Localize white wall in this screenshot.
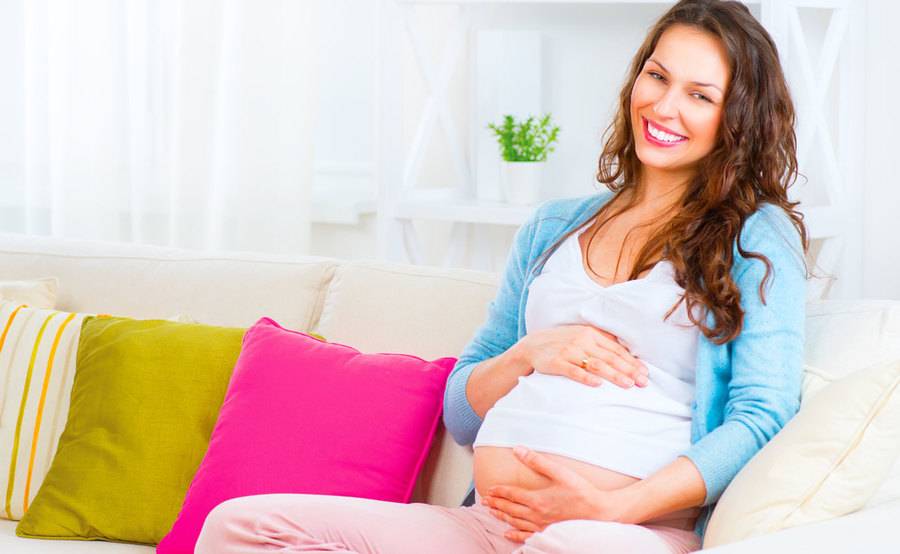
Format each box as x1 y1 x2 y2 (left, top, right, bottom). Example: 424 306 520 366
863 0 900 299
312 0 900 301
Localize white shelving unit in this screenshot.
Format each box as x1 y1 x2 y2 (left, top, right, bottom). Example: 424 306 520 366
374 0 865 300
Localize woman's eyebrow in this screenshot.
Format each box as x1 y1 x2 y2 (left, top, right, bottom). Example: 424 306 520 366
647 57 723 93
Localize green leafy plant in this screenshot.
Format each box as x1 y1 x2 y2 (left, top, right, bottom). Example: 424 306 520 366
487 113 560 162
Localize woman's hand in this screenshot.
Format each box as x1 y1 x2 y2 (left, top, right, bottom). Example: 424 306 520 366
481 446 636 543
513 324 648 389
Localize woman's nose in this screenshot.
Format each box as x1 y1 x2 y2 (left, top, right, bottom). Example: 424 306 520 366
652 90 679 118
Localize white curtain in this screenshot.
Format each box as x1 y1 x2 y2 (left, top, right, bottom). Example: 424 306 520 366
0 0 319 255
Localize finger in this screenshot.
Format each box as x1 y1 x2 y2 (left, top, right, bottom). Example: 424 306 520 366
487 484 536 507
595 348 649 380
483 495 533 521
489 508 541 532
505 530 535 544
512 446 570 482
588 354 644 388
583 346 648 387
590 331 647 372
562 361 604 386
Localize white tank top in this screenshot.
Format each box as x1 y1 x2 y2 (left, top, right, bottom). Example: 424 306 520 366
473 225 699 478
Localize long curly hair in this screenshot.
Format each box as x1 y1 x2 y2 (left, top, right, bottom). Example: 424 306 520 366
536 0 809 345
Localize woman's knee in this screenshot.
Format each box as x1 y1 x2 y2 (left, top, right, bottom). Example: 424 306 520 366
195 496 259 553
204 495 252 526
520 520 678 554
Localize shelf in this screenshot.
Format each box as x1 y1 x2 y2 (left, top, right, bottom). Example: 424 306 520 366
311 186 376 225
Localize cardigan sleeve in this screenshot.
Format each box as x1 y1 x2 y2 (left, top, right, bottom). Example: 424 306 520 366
442 209 541 446
681 206 807 505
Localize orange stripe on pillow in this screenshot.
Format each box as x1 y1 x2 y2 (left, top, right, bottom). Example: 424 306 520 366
22 312 77 512
0 304 27 354
1 304 28 519
4 311 57 519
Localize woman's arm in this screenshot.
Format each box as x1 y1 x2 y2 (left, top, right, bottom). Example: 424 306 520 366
679 206 807 506
615 207 806 520
611 456 706 524
443 209 541 445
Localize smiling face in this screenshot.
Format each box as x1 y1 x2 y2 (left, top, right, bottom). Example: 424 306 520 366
630 24 731 180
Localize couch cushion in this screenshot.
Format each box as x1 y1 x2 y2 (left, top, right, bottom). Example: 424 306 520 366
0 519 152 553
315 260 499 507
0 233 337 331
0 278 58 309
804 299 900 510
804 299 900 387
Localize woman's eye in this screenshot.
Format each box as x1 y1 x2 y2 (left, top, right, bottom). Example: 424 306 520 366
648 71 664 81
692 92 713 103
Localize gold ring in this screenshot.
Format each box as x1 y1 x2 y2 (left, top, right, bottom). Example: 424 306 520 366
580 358 589 370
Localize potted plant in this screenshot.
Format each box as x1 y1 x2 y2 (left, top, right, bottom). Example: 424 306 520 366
487 113 560 205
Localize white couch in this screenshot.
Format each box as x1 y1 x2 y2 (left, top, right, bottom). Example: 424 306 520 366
0 232 898 553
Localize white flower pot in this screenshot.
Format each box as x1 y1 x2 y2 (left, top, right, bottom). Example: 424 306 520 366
499 161 545 205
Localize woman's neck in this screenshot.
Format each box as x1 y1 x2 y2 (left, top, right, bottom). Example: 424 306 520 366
630 166 693 217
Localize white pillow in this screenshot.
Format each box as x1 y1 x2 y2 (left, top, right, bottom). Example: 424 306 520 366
0 301 92 520
804 299 900 509
702 358 900 549
0 278 58 310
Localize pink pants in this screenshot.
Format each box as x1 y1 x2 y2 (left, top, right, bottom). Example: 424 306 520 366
194 490 701 554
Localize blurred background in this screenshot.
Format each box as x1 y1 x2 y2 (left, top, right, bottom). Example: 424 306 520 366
0 0 896 300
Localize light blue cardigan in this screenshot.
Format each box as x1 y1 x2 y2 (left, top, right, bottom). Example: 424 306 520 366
443 190 806 541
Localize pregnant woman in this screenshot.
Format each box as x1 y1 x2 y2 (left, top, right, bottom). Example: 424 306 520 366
195 1 807 552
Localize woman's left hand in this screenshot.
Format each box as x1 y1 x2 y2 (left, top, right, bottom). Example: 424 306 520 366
481 446 633 543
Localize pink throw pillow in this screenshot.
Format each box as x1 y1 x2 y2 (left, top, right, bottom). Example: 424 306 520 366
156 317 455 554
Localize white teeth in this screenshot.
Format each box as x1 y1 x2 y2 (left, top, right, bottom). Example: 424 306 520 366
647 120 685 143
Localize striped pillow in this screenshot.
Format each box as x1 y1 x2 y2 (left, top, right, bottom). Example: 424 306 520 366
0 300 94 520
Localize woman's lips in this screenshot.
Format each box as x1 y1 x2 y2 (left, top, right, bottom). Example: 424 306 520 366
641 116 688 148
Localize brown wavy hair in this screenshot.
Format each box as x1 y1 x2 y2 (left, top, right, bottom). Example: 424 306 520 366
537 0 809 345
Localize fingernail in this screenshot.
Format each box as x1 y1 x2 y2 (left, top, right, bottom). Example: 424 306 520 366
636 375 648 386
623 378 635 387
513 446 527 457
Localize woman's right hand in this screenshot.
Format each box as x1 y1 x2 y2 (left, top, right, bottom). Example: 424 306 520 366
513 325 649 388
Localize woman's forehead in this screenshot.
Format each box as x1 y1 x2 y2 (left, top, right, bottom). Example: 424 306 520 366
650 25 730 90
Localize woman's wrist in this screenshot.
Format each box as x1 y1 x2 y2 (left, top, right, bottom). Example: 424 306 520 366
466 342 534 419
504 341 533 377
589 483 643 524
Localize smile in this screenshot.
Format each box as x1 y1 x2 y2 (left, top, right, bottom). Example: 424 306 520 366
642 116 688 147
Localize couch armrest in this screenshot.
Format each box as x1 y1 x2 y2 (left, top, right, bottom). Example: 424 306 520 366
699 500 900 553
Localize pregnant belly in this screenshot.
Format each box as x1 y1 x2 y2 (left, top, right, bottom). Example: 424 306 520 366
473 446 702 530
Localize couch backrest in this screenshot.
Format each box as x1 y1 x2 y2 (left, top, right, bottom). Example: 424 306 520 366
0 233 339 331
315 260 498 505
5 233 900 510
0 233 493 507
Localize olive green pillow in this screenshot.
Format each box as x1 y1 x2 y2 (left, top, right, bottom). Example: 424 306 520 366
15 316 246 545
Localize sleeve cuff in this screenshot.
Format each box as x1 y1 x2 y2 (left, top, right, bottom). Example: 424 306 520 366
681 420 760 506
443 362 484 445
